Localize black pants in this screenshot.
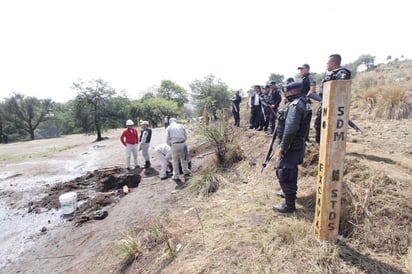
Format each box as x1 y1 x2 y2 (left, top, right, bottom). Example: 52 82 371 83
232 110 240 127
276 148 305 196
250 106 261 129
314 105 322 143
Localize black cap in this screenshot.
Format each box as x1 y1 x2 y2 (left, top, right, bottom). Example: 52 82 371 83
284 82 302 92
270 80 276 85
286 77 295 84
297 64 310 70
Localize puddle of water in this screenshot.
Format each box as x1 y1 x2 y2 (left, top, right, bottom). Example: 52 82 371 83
0 208 6 219
0 208 63 269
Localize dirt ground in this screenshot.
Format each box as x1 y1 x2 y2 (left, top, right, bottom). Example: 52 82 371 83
0 127 211 273
1 116 411 273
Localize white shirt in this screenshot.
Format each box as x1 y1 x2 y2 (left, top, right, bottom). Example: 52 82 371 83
155 143 171 155
166 122 187 146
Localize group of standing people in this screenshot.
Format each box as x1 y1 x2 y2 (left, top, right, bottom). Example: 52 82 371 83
120 117 191 184
229 54 351 214
248 81 282 134
271 54 351 213
118 54 351 211
120 119 152 170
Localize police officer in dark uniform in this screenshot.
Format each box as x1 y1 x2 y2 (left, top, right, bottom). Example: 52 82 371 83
262 84 271 132
298 63 316 141
314 54 351 143
231 90 242 127
267 80 282 134
249 85 264 130
272 82 310 213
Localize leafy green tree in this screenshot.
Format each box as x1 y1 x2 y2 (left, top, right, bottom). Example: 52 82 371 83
3 93 54 140
130 97 179 127
189 74 231 118
158 80 188 107
71 78 116 141
105 95 133 129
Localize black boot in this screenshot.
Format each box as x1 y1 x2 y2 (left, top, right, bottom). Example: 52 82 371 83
144 161 151 168
272 195 296 213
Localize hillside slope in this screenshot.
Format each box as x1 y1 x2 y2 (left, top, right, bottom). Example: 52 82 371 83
1 60 411 274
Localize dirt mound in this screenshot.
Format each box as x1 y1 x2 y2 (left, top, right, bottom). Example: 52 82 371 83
32 166 145 225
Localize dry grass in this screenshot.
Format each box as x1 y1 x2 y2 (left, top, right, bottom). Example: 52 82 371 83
114 60 412 274
352 60 412 120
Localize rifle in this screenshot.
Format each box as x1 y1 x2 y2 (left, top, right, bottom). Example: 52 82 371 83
261 128 277 173
307 93 362 133
231 101 238 113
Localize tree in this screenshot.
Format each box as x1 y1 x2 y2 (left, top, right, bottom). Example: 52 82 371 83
346 54 376 77
158 80 188 107
71 78 116 141
3 93 54 140
189 74 231 118
268 73 285 85
130 97 179 127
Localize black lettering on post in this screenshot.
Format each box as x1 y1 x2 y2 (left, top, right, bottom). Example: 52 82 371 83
336 119 344 129
332 170 340 181
329 212 336 220
322 107 328 117
328 223 335 230
333 132 345 141
331 200 338 209
331 189 338 198
337 106 344 116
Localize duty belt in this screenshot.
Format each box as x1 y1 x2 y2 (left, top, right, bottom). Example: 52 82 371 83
173 140 185 144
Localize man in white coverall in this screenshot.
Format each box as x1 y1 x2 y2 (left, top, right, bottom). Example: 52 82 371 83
165 118 191 182
155 143 172 180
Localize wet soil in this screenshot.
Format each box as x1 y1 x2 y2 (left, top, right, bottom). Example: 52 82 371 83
0 127 197 272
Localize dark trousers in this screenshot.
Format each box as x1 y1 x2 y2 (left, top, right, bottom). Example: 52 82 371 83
314 105 322 143
276 148 305 196
249 106 261 129
232 110 240 127
269 110 277 133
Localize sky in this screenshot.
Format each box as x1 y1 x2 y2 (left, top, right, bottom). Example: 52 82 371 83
0 0 410 103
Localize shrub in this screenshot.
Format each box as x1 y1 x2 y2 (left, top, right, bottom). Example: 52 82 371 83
374 86 411 119
197 110 243 167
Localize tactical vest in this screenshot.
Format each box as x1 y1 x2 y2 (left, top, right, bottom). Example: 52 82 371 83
319 67 351 95
140 128 152 143
276 97 310 151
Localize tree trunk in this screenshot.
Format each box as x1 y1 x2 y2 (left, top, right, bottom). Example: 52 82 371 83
96 129 103 141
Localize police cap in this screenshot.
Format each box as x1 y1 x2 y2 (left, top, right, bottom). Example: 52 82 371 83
284 82 302 92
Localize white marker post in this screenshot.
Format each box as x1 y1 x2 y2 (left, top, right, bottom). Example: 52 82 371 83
314 80 351 241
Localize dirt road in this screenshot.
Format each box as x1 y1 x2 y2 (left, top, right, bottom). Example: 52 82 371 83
0 127 183 273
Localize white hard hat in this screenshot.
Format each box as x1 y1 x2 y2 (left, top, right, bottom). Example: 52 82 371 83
169 118 177 124
126 119 134 126
141 121 149 126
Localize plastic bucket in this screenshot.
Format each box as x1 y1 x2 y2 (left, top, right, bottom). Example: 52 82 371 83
59 192 77 215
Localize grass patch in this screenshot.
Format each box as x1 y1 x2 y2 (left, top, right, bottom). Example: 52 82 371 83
0 144 81 162
187 166 229 197
113 234 140 257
